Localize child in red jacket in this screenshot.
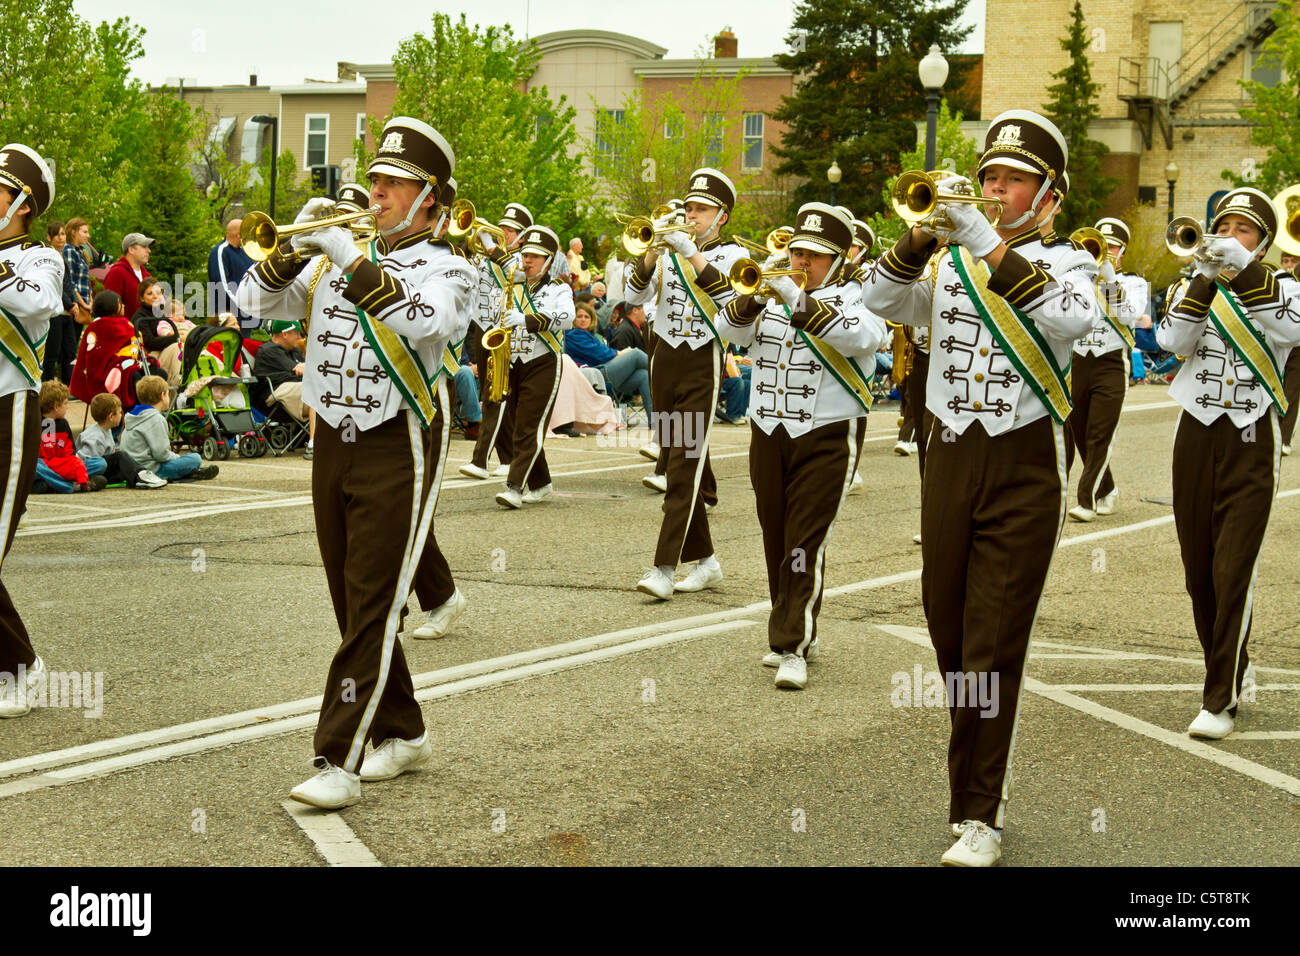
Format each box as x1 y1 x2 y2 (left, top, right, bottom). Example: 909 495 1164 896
37 381 106 492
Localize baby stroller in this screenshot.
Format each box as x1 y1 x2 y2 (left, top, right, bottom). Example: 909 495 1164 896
168 325 268 460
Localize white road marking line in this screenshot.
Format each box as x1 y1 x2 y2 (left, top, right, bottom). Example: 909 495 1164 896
1057 488 1300 548
23 500 116 514
1228 731 1300 740
16 495 315 536
281 802 382 867
1035 683 1300 693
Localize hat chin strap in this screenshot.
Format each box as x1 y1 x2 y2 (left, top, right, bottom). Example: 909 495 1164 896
696 208 723 244
1000 177 1054 231
808 254 843 291
0 192 28 234
382 182 435 236
431 207 448 238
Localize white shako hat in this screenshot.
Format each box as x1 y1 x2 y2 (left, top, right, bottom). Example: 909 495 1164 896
850 219 875 257
367 116 454 188
336 183 370 212
0 143 55 218
978 110 1067 188
499 203 533 232
1211 187 1277 248
1095 217 1131 249
789 202 853 256
683 167 736 211
517 224 560 259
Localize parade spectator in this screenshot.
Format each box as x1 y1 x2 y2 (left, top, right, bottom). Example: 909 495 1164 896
567 237 591 291
42 221 79 383
62 217 93 326
564 305 652 415
75 392 167 489
208 219 254 322
132 277 182 385
607 302 646 352
253 319 316 456
121 375 218 481
35 380 107 493
103 232 154 318
604 251 625 302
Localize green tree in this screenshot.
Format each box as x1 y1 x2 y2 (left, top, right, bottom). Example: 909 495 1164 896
241 147 312 227
772 0 974 220
1041 0 1119 232
1223 0 1300 193
355 13 599 244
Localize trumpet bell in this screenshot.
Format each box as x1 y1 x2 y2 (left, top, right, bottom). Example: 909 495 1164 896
890 169 1003 229
448 198 507 256
239 211 280 261
1272 184 1300 257
726 257 808 297
1070 227 1110 265
1166 216 1207 258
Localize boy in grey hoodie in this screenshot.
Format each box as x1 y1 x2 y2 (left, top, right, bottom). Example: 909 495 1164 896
120 375 218 481
76 392 167 489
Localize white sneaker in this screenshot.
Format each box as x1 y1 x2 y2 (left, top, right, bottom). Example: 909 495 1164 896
135 470 167 489
491 463 510 477
496 486 524 509
762 639 819 667
674 557 723 592
906 442 918 454
774 653 808 689
0 655 44 718
1096 489 1118 515
912 532 922 545
522 483 553 503
642 473 667 493
459 463 490 480
413 588 467 639
1283 444 1292 457
359 733 433 782
289 761 361 809
1068 505 1096 523
848 471 864 495
893 440 910 456
942 821 1002 866
1188 708 1234 739
639 441 660 461
636 567 674 600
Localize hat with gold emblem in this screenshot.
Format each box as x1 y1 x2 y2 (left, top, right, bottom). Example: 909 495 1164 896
335 183 371 213
499 203 533 233
0 143 55 225
517 225 560 259
1095 217 1131 251
789 202 853 256
1211 187 1277 248
367 116 453 189
683 167 737 212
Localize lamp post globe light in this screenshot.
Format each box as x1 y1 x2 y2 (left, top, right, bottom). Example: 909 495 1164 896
1164 160 1180 224
918 44 949 173
827 159 842 206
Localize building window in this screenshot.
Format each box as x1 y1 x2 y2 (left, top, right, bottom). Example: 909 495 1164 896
1248 41 1282 89
664 114 683 141
594 109 624 177
306 115 329 168
356 113 367 146
742 113 764 170
703 112 723 167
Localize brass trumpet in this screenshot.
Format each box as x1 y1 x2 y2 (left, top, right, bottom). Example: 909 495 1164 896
1272 184 1300 257
448 199 508 257
727 257 808 298
1070 226 1113 266
615 204 678 226
240 205 381 262
735 227 795 259
621 215 695 257
891 169 1004 231
1165 216 1234 262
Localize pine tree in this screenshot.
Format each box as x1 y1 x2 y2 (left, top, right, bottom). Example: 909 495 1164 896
1222 0 1300 194
1041 0 1119 232
771 0 974 220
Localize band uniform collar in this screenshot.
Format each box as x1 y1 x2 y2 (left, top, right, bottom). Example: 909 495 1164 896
697 234 722 253
1004 227 1042 250
377 226 433 256
0 235 31 252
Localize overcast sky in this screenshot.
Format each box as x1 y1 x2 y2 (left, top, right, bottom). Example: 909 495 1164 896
73 0 985 87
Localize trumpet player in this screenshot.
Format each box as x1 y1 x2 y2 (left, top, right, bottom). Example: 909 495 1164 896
1155 187 1300 741
492 224 574 510
237 117 477 809
862 110 1100 866
717 204 886 690
625 169 745 600
1065 218 1143 522
1271 205 1300 455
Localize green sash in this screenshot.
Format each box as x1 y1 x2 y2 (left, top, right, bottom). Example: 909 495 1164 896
950 247 1072 425
669 254 724 351
0 306 45 388
516 281 562 355
348 242 436 428
781 304 874 415
1096 280 1136 349
1209 282 1288 415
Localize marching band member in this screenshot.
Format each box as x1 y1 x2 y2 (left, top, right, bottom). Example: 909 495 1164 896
1065 218 1143 521
0 143 60 718
862 111 1099 866
1273 242 1300 456
461 202 533 480
847 220 875 267
1156 187 1300 740
639 197 680 489
237 117 476 807
717 204 885 689
492 224 574 509
626 169 744 599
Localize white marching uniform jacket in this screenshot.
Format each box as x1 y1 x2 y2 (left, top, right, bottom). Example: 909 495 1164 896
863 229 1100 436
476 249 523 328
508 275 575 365
1156 261 1300 428
0 237 63 400
236 228 475 431
717 271 888 438
1074 272 1145 357
624 236 745 350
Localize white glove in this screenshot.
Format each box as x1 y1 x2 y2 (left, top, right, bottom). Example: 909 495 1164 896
1214 236 1254 274
294 197 336 225
944 202 1002 258
501 310 527 330
768 275 803 310
476 229 497 253
1193 255 1224 282
293 226 358 267
660 224 698 258
1099 260 1116 284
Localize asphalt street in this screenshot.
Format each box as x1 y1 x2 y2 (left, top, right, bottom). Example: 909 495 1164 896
1 383 1297 867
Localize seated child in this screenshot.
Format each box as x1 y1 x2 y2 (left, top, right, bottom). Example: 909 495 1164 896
34 380 107 493
120 375 219 482
75 392 168 489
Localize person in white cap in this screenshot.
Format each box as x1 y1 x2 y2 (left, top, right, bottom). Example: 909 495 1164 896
862 109 1101 866
717 203 886 690
0 142 61 718
237 116 477 809
1156 186 1300 742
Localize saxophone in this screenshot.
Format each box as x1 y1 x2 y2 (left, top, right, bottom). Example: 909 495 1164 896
482 266 517 403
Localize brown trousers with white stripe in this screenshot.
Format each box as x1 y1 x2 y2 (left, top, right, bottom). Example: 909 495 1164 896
1066 349 1127 509
645 330 717 503
312 409 439 771
0 390 40 673
750 418 864 654
921 416 1067 827
908 350 932 480
469 321 514 471
1279 348 1300 447
412 381 456 611
1172 410 1279 715
505 352 560 491
650 340 718 567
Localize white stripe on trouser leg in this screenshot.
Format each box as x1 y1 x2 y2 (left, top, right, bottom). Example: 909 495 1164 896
0 392 27 574
673 346 719 567
518 353 561 489
995 421 1068 828
1227 410 1281 710
796 417 862 657
1088 351 1125 506
344 411 428 771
